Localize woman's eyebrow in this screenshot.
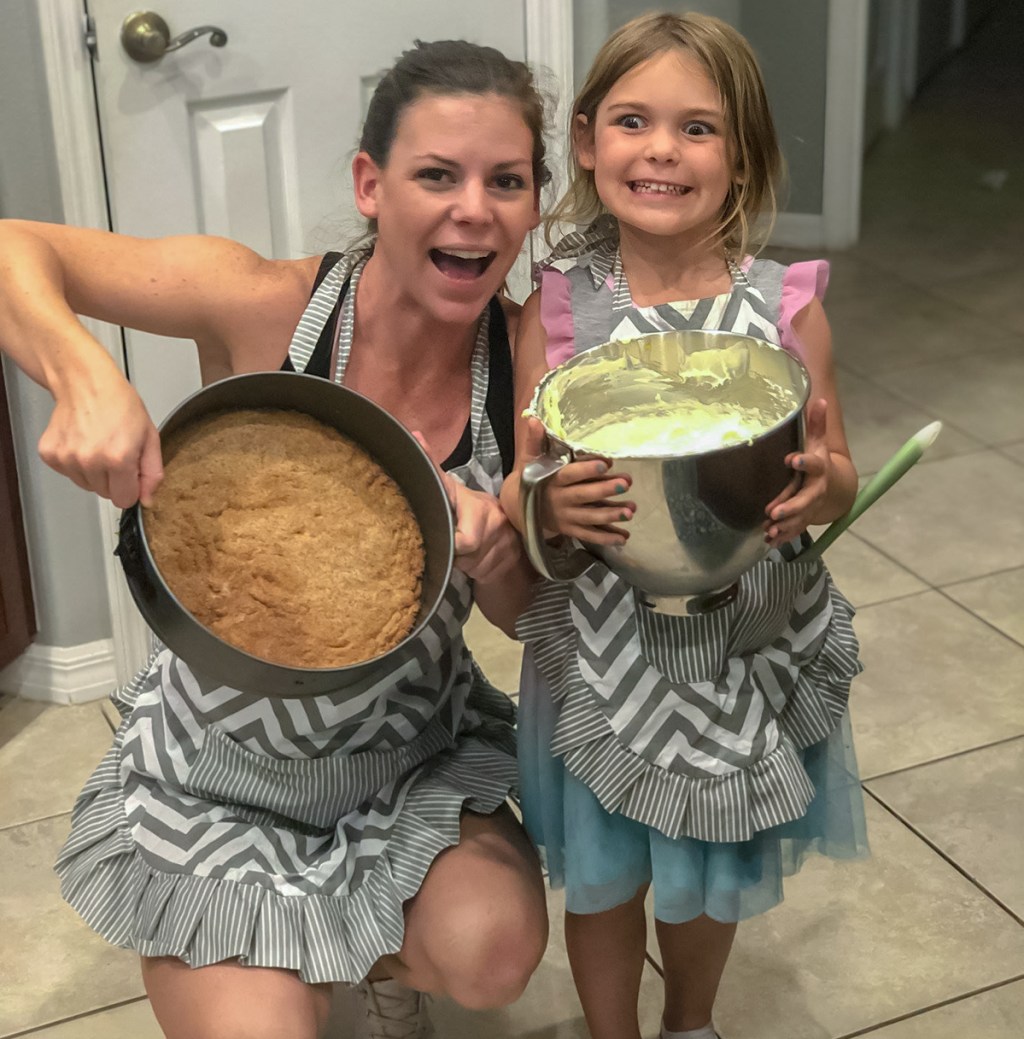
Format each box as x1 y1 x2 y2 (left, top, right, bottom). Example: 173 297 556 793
412 154 530 171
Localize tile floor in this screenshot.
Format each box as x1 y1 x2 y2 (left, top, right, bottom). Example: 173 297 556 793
2 6 1022 1037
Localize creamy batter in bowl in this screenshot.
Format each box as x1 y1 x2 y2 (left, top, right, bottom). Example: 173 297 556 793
521 329 810 613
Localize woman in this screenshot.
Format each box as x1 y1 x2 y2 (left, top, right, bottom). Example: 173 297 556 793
0 40 548 1039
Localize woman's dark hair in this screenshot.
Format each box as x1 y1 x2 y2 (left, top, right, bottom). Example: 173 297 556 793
360 39 551 190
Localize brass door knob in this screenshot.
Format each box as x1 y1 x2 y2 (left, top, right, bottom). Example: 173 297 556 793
120 11 227 63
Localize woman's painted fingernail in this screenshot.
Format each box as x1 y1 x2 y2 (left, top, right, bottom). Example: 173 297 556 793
614 483 627 495
774 508 785 520
619 511 632 522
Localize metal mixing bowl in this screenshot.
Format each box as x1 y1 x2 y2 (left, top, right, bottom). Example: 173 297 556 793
521 329 810 614
115 372 454 696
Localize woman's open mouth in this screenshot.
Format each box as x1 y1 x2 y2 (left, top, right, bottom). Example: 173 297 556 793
429 248 497 282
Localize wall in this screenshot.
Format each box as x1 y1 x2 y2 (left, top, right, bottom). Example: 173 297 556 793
0 0 113 650
740 0 828 215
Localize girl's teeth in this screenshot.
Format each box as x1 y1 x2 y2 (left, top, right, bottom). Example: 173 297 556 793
632 182 685 194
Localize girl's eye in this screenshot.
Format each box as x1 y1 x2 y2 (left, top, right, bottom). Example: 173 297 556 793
417 167 455 184
617 114 646 130
684 121 715 137
494 173 527 191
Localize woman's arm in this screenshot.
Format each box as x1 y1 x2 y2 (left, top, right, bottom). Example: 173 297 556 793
0 219 313 505
764 297 858 545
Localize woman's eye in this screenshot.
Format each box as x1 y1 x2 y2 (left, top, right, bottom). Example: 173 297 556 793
494 173 527 191
617 114 646 130
417 167 454 184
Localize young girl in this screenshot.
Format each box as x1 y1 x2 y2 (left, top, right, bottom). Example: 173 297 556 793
503 13 868 1039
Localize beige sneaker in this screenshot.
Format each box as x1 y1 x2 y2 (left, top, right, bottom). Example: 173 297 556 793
356 977 433 1039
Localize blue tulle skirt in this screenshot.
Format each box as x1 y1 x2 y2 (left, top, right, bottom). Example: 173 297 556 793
518 653 869 924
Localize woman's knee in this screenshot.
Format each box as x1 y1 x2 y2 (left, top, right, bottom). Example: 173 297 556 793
433 888 548 1009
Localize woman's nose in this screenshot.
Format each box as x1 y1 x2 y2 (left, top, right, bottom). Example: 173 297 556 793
451 181 494 224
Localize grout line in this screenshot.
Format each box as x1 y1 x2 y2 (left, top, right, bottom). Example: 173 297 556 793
934 586 1024 650
860 733 1024 783
862 787 1024 927
0 810 71 836
2 996 150 1039
832 973 1024 1038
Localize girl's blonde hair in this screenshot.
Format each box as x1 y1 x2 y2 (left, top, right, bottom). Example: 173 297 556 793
548 11 783 259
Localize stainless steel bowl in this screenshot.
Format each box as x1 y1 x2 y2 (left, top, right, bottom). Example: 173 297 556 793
521 329 810 614
115 372 454 696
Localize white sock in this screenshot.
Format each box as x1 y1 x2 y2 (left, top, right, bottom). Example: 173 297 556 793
660 1024 718 1039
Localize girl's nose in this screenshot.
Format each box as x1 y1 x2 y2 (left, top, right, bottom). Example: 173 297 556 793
644 127 679 163
451 181 494 224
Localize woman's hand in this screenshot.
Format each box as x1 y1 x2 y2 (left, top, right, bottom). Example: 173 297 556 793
39 371 163 508
522 417 634 546
443 471 525 583
764 397 832 547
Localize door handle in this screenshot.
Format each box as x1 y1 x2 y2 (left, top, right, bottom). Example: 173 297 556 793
120 11 228 63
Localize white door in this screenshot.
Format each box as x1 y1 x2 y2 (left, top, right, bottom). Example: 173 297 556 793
87 0 529 425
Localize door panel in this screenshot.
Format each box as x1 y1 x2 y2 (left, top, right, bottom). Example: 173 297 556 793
87 1 527 424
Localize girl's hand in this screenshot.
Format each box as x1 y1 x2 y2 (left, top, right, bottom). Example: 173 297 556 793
764 397 832 547
522 417 634 546
38 373 164 508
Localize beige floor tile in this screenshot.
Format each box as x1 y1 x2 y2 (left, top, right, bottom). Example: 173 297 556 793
836 367 980 476
943 567 1024 647
0 815 145 1036
854 979 1024 1038
936 268 1024 337
327 885 666 1038
812 533 928 609
0 700 114 830
826 285 1020 378
850 450 1024 586
712 798 1024 1039
881 350 1024 448
464 606 524 696
850 591 1024 779
998 439 1024 466
866 739 1024 917
18 998 162 1038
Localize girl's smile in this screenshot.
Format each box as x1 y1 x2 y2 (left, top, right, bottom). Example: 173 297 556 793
577 49 734 247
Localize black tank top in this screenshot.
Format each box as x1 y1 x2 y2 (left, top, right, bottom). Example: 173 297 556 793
282 252 515 476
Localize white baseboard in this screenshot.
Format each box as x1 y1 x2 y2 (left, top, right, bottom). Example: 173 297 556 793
0 639 118 704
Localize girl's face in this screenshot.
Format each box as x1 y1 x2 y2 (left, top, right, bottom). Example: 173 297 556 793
577 49 735 248
354 93 540 326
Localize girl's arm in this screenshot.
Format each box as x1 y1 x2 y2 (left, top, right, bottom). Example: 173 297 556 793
0 220 312 506
499 289 634 545
764 296 858 546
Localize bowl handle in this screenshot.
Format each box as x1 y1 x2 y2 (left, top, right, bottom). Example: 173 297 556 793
520 455 595 582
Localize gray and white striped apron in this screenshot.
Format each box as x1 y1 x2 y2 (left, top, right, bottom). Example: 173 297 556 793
55 246 517 984
519 229 861 843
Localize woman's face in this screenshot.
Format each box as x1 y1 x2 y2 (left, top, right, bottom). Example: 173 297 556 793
355 92 540 327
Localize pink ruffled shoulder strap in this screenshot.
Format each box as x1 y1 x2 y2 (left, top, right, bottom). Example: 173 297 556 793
777 259 829 362
538 267 576 368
